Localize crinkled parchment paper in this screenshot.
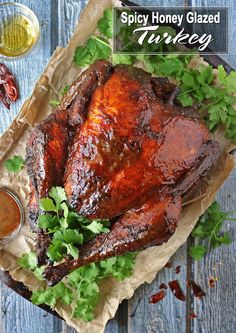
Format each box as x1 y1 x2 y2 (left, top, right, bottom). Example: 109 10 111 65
0 0 235 332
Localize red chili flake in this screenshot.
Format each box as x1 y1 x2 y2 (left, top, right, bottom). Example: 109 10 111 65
186 279 191 288
164 261 172 268
149 290 166 304
175 266 181 274
209 278 216 288
189 312 197 319
168 280 186 301
190 281 206 299
159 283 168 290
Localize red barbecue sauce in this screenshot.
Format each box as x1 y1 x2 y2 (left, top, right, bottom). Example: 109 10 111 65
0 190 21 239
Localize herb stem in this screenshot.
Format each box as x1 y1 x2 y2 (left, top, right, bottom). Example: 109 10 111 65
91 35 112 49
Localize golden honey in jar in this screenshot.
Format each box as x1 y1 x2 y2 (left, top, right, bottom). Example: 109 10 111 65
0 188 23 244
0 15 38 57
0 3 40 59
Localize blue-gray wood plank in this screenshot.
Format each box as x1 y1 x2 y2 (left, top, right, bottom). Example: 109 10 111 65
0 0 235 333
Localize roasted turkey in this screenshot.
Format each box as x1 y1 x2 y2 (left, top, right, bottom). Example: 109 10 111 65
26 60 220 285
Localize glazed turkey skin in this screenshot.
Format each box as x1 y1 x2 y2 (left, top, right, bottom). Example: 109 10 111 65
26 60 220 285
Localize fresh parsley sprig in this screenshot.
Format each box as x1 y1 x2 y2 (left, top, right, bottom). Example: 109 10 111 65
49 85 70 107
189 201 236 260
38 186 110 262
97 8 113 38
74 36 112 67
17 251 44 281
18 251 137 322
4 155 25 173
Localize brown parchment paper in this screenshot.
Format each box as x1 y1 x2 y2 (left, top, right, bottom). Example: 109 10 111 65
0 1 235 332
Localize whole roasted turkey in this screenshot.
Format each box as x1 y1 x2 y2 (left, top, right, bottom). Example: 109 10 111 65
26 60 219 285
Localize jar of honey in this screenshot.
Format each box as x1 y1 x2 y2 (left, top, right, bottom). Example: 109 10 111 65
0 3 40 60
0 188 24 245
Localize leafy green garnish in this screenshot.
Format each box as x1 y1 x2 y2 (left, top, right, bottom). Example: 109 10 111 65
74 36 111 67
178 64 236 142
4 155 25 173
18 251 137 322
97 8 113 38
84 220 110 234
60 85 69 96
112 54 134 65
189 245 207 261
38 187 110 262
31 282 73 308
49 99 60 107
17 183 136 322
17 251 38 270
49 85 70 107
145 55 236 142
17 252 44 280
189 201 236 260
47 229 83 261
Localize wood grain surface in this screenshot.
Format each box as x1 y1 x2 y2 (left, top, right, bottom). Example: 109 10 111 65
0 1 235 333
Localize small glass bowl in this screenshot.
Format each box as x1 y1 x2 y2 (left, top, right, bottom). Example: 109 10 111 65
0 2 40 60
0 188 24 245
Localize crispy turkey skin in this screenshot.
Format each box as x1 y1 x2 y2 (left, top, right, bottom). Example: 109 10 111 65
26 60 220 285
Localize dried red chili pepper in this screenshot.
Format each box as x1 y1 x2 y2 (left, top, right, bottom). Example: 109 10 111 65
0 63 18 109
0 85 10 109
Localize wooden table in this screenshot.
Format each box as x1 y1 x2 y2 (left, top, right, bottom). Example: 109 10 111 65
0 1 235 332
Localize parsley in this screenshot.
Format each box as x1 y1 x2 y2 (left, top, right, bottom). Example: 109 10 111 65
178 64 236 143
189 201 236 260
47 229 83 261
17 251 38 270
99 252 137 280
38 186 110 263
148 56 236 142
49 85 70 107
18 251 137 322
31 282 73 308
60 85 69 96
4 155 25 173
84 220 110 234
49 99 60 107
17 252 44 280
97 8 113 38
74 36 111 67
17 185 137 322
189 245 207 260
112 54 134 65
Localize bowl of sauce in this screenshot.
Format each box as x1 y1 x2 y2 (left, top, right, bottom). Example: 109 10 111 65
0 3 40 60
0 188 24 245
